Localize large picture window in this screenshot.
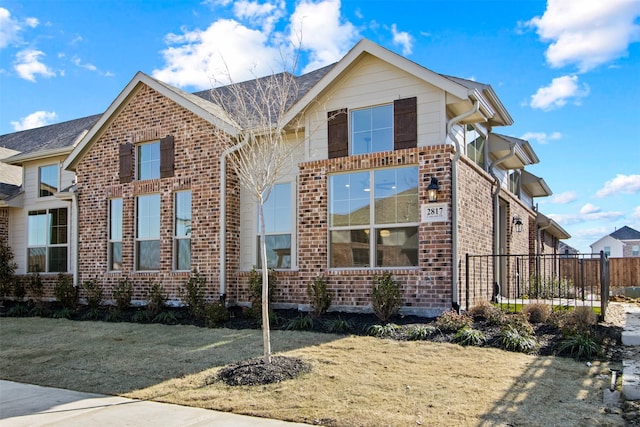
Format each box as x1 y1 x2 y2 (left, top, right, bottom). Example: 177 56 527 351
39 164 58 197
257 182 292 269
136 194 160 270
174 191 191 271
27 208 68 272
329 166 419 268
137 142 160 180
351 104 393 155
109 198 123 271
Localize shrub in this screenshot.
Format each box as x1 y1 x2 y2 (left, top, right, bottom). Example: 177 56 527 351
82 277 103 309
562 306 597 335
146 282 166 317
153 310 178 324
499 325 538 353
522 303 552 324
367 323 400 337
434 310 473 333
307 276 332 317
27 273 44 305
246 268 276 319
12 276 26 302
454 327 486 346
324 317 354 334
132 310 152 323
54 274 76 310
106 308 123 322
285 315 314 331
113 277 133 311
203 301 230 327
0 240 17 300
371 272 402 323
504 312 534 336
469 301 505 325
182 270 207 318
407 325 439 340
53 307 73 319
82 307 102 321
7 303 29 317
557 333 600 359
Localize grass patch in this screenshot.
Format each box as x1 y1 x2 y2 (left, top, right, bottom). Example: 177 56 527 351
0 317 622 427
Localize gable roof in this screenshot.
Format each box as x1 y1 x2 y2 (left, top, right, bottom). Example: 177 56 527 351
64 72 243 171
610 226 640 241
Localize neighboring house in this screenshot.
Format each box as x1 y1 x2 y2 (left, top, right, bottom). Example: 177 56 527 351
0 39 568 315
559 241 580 257
590 226 640 258
0 147 22 245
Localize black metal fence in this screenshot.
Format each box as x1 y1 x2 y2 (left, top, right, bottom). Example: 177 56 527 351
464 252 610 319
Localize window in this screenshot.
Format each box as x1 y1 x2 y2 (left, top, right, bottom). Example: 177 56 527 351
632 245 639 257
174 191 191 271
27 208 68 272
257 183 292 269
137 142 160 180
509 170 521 197
351 105 393 155
136 194 160 270
466 125 486 170
329 166 419 268
109 198 123 271
39 165 58 197
604 246 611 257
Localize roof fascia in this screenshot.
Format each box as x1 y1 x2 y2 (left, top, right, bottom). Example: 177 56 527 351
3 147 72 165
536 212 571 239
64 72 239 171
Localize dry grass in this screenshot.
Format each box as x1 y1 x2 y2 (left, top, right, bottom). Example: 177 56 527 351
0 317 624 427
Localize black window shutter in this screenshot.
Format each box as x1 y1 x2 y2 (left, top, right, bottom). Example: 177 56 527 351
160 135 175 178
119 142 133 184
394 97 417 150
327 109 348 159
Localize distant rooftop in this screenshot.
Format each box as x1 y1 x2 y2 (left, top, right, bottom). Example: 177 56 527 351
610 226 640 241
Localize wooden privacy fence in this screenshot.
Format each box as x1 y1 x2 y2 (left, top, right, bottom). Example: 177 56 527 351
560 256 640 290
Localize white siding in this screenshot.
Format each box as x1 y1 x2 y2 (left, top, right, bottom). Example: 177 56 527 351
591 235 624 257
306 54 447 162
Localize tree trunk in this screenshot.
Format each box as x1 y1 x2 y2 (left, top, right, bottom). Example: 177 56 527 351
258 201 272 364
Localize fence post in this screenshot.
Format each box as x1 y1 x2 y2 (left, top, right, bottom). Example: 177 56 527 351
599 250 609 321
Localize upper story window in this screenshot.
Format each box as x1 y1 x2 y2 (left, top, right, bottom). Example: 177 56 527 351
109 198 123 271
137 142 160 180
257 182 292 269
509 170 521 198
466 125 486 170
27 208 68 272
632 245 639 257
329 166 419 268
174 191 192 271
39 164 58 197
328 97 417 159
351 105 393 155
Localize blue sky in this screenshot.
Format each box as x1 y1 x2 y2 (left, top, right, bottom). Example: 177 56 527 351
1 0 639 253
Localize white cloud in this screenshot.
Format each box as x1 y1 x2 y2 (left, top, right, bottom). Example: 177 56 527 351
10 110 57 131
580 203 600 214
14 49 56 82
391 24 413 55
0 7 39 49
72 56 97 72
550 191 577 204
520 131 562 145
529 75 589 110
549 209 625 226
24 17 39 28
153 0 359 89
596 174 640 197
526 0 640 72
632 206 640 219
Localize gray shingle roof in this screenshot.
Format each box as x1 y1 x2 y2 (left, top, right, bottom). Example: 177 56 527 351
610 226 640 241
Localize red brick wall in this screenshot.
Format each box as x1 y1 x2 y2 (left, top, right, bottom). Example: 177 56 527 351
74 83 240 304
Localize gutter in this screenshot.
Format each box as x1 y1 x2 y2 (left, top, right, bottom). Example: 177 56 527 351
71 188 79 287
488 142 517 295
446 100 479 312
219 135 250 301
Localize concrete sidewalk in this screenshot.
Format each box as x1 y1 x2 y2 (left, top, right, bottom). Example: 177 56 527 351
0 381 314 427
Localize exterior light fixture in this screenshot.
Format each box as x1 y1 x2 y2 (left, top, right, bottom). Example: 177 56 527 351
427 177 439 203
513 216 523 233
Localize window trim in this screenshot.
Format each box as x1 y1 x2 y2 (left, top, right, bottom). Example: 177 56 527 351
135 193 161 271
27 208 69 273
350 103 394 155
38 164 59 198
108 198 123 271
328 166 419 269
174 190 192 271
136 141 161 181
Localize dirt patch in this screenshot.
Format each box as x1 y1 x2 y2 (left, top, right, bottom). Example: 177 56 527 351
216 356 311 386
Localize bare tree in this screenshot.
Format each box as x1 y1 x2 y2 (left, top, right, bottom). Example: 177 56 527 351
209 57 305 364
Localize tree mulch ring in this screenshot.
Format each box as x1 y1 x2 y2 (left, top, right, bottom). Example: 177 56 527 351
216 356 311 386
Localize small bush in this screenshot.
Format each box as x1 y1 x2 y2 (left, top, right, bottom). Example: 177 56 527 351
324 317 354 334
504 312 534 336
562 306 597 335
434 310 473 333
307 276 332 317
153 310 178 324
183 270 207 318
132 310 152 323
371 272 402 323
106 308 123 322
146 282 166 317
82 277 103 309
113 277 133 311
12 276 26 302
29 305 50 317
82 307 102 321
203 301 230 327
54 274 76 310
469 301 505 325
557 333 600 359
7 303 29 317
285 315 314 331
407 325 439 340
53 307 73 319
499 325 538 353
367 323 400 337
454 327 486 346
522 303 552 324
27 273 44 305
0 240 17 300
246 268 276 319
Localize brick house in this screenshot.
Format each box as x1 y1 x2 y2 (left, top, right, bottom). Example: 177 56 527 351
1 39 568 316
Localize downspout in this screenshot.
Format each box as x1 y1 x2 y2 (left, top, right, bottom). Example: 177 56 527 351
219 136 250 301
447 100 479 312
488 142 517 298
536 220 552 287
71 188 79 287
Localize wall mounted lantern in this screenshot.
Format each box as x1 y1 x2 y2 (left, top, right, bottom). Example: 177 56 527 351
513 216 523 233
427 177 440 203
